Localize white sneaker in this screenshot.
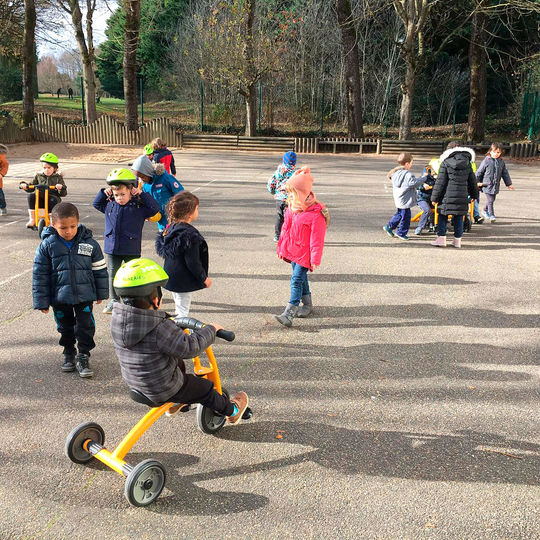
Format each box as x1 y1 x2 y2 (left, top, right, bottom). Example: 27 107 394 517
490 215 496 222
482 211 491 221
0 208 6 216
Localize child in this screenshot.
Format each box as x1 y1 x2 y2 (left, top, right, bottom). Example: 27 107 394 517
144 144 154 161
111 258 248 422
267 151 297 242
131 155 184 231
32 202 108 377
383 153 426 240
20 153 67 228
93 168 162 314
275 166 328 327
414 164 436 235
431 142 478 248
476 142 514 222
0 144 8 215
151 138 176 176
155 192 211 321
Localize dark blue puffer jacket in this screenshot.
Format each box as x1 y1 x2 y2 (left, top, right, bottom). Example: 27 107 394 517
93 189 161 255
33 225 109 309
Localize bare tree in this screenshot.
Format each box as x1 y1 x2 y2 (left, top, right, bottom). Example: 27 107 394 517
22 0 37 126
123 0 140 130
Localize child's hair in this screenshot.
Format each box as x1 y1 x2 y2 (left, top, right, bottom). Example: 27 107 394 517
122 287 160 309
487 142 504 155
43 162 59 171
446 141 460 150
397 152 413 165
165 191 199 225
151 137 166 150
51 202 79 222
111 182 132 190
0 144 7 154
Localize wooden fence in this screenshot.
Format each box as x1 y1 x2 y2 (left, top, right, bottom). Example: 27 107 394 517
0 116 33 144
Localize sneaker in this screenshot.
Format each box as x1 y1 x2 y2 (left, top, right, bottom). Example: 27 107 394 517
165 403 190 417
102 300 116 314
414 227 422 235
61 353 76 372
490 215 496 222
482 211 491 220
396 234 409 240
0 208 7 216
474 216 484 224
273 235 279 242
226 391 249 425
383 225 395 237
76 354 93 378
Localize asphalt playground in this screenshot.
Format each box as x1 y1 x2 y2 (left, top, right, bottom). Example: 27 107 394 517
0 150 538 539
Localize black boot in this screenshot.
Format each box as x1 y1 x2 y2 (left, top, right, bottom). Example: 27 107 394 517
76 353 93 378
275 303 299 327
296 294 313 318
61 352 76 372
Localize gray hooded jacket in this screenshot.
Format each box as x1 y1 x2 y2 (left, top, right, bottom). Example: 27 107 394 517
388 167 425 209
110 303 216 404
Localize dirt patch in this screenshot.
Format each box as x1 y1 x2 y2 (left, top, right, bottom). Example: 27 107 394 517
5 142 143 163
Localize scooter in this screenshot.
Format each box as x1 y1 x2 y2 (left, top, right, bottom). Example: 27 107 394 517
65 317 252 507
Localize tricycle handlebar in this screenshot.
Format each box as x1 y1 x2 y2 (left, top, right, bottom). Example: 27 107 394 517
175 316 235 342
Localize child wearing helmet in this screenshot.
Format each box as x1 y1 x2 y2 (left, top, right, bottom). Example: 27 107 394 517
143 144 154 160
110 258 249 424
20 153 67 228
150 138 176 176
93 168 162 314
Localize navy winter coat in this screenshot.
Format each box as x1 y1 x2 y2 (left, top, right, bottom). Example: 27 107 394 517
33 225 109 309
155 222 208 293
476 156 512 195
93 189 161 256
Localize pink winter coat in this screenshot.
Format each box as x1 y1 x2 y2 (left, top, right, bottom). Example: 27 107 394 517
277 203 327 271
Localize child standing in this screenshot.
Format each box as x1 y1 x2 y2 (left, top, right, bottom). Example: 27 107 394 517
275 166 328 327
111 258 248 422
151 138 176 176
131 155 183 231
0 144 9 215
383 153 426 240
155 192 211 321
476 142 514 222
33 202 109 377
20 153 67 228
267 151 297 241
414 164 436 235
93 168 162 314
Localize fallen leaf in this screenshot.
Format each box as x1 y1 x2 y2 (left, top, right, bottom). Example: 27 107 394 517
468 385 476 390
275 434 283 439
425 523 436 528
327 413 336 417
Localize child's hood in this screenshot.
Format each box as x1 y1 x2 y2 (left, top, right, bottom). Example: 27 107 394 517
41 224 93 243
389 168 414 188
439 147 476 171
153 163 166 176
111 303 168 348
155 222 202 259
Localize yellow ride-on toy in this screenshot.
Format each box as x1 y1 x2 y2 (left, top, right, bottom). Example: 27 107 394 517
65 317 252 507
19 183 56 237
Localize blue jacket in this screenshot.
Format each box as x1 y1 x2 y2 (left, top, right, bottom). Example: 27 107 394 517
417 172 436 202
476 156 512 195
33 225 109 309
93 189 161 256
141 165 184 230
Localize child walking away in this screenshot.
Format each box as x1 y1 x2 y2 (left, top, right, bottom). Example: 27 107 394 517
93 168 162 314
155 192 210 321
111 258 248 423
20 153 67 228
0 144 8 215
383 153 426 240
32 202 108 377
431 142 479 248
267 151 297 241
414 164 436 235
151 138 176 176
131 155 184 231
275 166 329 327
476 142 514 222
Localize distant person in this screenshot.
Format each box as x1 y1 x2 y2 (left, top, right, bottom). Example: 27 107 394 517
68 87 74 100
151 138 176 176
96 96 101 104
476 142 514 222
57 88 61 99
414 163 436 235
431 142 478 248
0 144 9 216
267 151 297 242
32 202 109 377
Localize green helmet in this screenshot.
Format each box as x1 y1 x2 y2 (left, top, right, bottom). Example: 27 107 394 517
40 152 59 164
106 168 138 186
113 258 168 297
144 144 154 156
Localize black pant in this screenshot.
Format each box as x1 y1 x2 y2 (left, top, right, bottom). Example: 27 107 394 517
168 374 234 416
275 200 287 237
52 302 95 356
107 254 138 301
27 192 59 211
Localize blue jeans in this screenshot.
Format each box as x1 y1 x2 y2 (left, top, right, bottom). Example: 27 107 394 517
289 262 310 306
417 200 433 229
473 200 480 218
387 208 411 237
436 214 464 238
0 188 6 209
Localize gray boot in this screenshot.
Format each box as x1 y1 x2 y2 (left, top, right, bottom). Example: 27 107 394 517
275 303 299 327
296 294 313 318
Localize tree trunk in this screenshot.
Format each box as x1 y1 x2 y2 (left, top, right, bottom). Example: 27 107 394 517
123 0 141 130
467 9 487 143
244 84 257 137
242 0 257 136
22 0 36 127
399 59 415 140
335 0 364 137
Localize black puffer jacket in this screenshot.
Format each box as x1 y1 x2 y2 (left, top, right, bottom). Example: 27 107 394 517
155 222 209 293
431 147 479 216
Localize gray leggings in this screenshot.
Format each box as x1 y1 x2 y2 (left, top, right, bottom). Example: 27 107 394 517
483 193 496 216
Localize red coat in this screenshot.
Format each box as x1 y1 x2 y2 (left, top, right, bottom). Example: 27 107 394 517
277 203 327 271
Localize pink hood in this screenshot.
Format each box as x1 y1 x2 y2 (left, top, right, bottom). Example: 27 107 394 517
277 203 327 270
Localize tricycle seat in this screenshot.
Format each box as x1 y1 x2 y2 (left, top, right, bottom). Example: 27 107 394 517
129 389 160 407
